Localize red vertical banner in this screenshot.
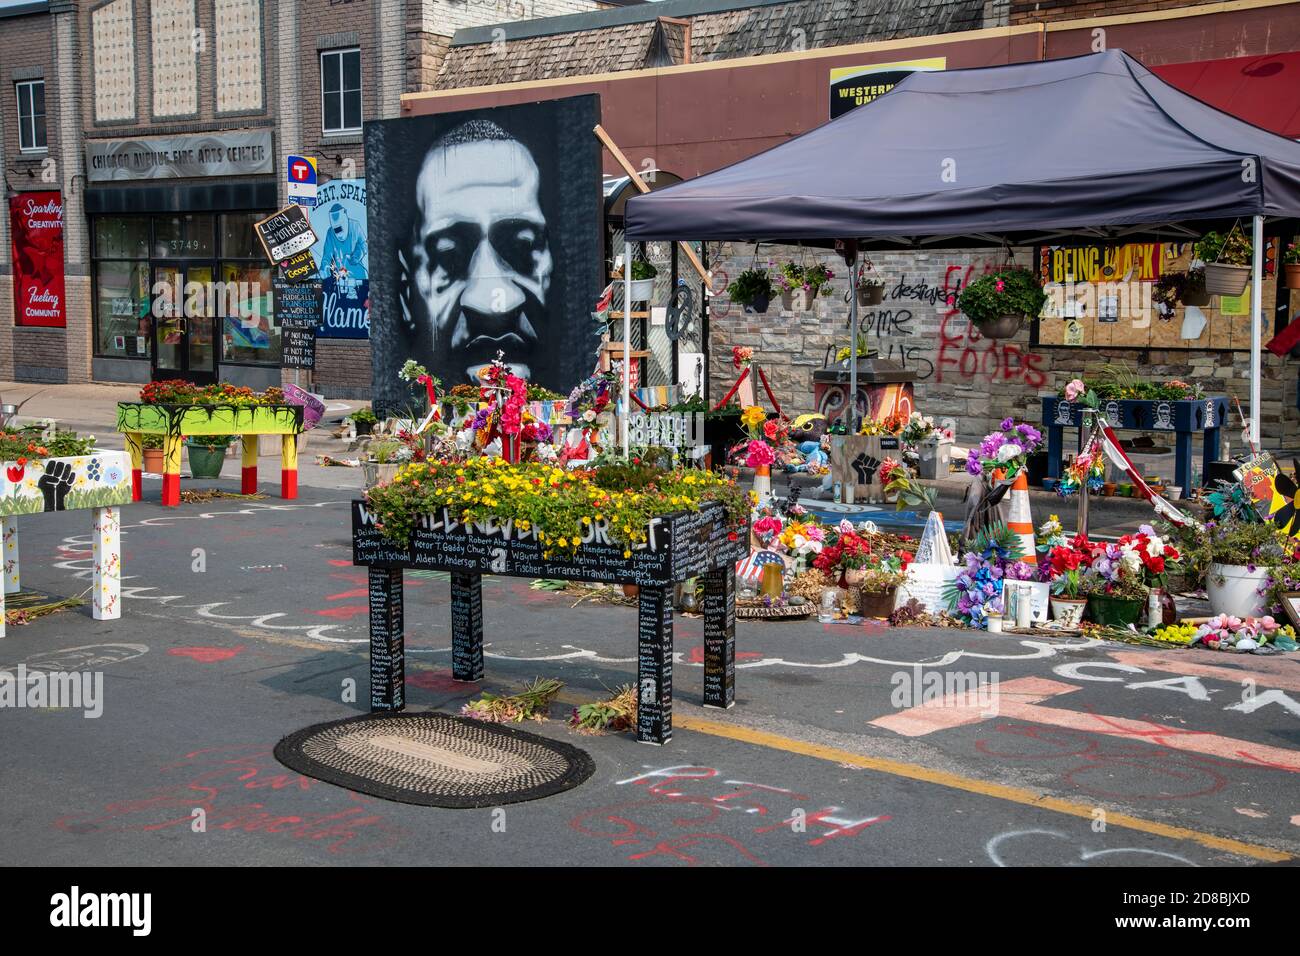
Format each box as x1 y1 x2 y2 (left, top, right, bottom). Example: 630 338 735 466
8 190 65 328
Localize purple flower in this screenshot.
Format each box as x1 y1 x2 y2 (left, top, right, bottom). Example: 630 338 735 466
1000 417 1015 431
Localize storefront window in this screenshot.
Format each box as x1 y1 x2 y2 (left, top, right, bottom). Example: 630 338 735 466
94 217 149 259
92 213 281 368
153 214 215 258
221 213 263 258
94 260 150 357
220 263 278 364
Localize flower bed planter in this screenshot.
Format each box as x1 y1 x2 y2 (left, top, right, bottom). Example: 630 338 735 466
117 402 305 506
352 499 748 745
1042 395 1227 493
0 450 131 636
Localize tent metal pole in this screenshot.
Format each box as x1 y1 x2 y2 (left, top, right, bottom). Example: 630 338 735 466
623 239 632 460
1250 215 1263 447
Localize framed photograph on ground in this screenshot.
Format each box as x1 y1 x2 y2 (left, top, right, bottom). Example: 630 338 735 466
1281 592 1300 629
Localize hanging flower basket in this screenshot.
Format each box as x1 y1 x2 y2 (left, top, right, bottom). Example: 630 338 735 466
629 278 655 301
1203 263 1250 297
856 285 885 307
781 288 811 311
747 293 770 314
976 314 1024 339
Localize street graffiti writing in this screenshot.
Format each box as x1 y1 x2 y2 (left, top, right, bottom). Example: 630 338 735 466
935 264 1047 388
53 745 408 856
986 828 1196 867
569 765 890 865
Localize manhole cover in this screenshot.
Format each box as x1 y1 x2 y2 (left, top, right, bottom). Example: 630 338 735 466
274 712 595 808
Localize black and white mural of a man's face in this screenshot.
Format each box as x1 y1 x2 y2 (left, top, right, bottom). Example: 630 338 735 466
407 123 553 383
367 95 601 412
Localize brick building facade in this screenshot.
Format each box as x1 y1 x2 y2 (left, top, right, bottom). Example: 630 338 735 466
0 0 606 397
408 0 1300 444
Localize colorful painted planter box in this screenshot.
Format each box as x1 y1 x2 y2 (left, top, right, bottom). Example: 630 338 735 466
352 499 748 745
116 402 305 506
0 449 131 636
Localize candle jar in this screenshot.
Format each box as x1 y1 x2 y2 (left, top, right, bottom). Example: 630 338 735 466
819 587 840 623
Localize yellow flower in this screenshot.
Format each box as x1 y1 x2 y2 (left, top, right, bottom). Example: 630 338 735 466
624 550 632 558
741 406 766 428
558 537 568 547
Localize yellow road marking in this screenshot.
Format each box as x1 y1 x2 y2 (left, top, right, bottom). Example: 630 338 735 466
674 714 1293 864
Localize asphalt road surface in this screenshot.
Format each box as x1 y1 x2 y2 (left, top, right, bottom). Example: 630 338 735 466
3 480 1298 867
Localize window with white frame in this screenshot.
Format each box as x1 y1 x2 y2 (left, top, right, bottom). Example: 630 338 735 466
320 48 361 135
16 80 47 152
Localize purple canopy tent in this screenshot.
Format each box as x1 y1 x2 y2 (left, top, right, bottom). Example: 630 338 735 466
623 50 1300 443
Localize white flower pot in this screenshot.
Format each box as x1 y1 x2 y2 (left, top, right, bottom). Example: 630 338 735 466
629 278 656 301
1206 562 1270 618
1051 597 1087 627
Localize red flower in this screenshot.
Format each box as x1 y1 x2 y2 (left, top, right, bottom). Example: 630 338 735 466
6 465 22 483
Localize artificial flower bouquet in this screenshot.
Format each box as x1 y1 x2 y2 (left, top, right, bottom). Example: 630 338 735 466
1076 540 1150 602
899 413 939 446
1055 447 1106 498
1115 527 1181 589
732 346 754 370
1043 535 1091 599
859 412 906 437
945 524 1031 627
966 417 1042 478
813 521 912 591
731 405 788 470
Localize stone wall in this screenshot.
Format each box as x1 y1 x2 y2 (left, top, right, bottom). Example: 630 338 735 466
704 242 1299 446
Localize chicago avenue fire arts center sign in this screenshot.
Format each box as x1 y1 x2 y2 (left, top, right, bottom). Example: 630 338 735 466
85 131 274 182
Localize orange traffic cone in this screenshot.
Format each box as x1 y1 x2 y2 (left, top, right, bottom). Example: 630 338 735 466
1006 470 1037 567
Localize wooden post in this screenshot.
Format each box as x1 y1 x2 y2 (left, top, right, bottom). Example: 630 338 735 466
636 584 674 744
241 434 258 494
124 431 143 501
594 123 710 287
92 506 121 621
2 516 18 595
280 434 298 499
450 572 484 682
368 567 404 711
161 433 183 506
702 566 735 709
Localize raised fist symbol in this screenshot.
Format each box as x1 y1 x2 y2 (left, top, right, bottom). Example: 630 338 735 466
852 453 880 485
38 459 74 511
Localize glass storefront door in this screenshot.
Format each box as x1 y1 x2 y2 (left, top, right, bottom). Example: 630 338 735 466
150 263 218 384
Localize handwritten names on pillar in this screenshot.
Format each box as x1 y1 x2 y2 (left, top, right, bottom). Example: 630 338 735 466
368 567 404 711
450 572 484 682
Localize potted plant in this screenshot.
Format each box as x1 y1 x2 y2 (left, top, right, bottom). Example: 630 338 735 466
1201 515 1284 618
351 407 378 436
812 525 873 590
628 259 657 301
856 549 911 619
1283 240 1300 290
956 268 1046 340
361 438 407 488
728 267 774 315
1182 266 1211 306
775 260 834 311
1194 230 1252 297
186 434 233 479
1044 538 1089 625
1078 538 1151 626
141 433 165 474
856 262 888 307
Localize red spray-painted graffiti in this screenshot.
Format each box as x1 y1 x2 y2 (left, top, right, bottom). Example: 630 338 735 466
935 263 1047 388
570 765 890 866
53 745 409 856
